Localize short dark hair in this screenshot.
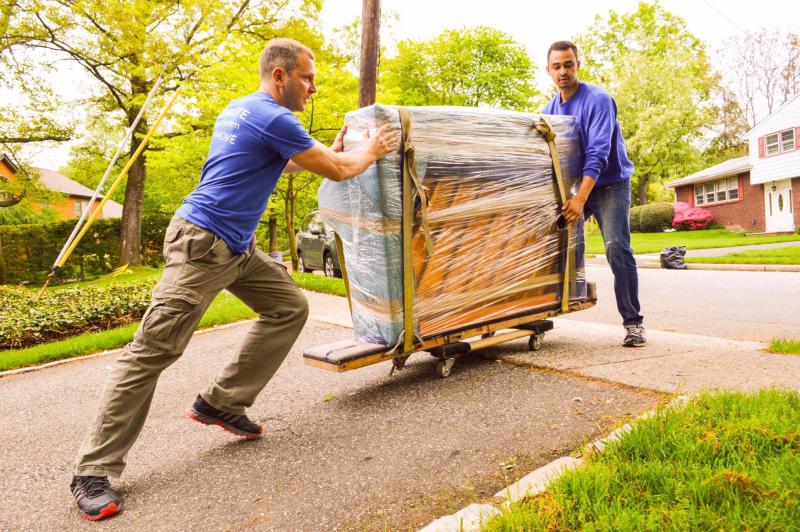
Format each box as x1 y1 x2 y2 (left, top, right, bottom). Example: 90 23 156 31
547 41 579 63
259 38 314 79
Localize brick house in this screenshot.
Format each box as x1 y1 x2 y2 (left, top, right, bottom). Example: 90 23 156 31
667 93 800 233
0 153 122 220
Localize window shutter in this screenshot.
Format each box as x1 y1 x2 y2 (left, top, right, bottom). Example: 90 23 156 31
758 136 765 158
796 127 800 150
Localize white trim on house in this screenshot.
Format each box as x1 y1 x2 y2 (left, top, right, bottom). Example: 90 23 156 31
748 93 800 185
666 156 750 189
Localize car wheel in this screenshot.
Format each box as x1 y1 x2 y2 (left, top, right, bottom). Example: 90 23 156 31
298 253 312 273
323 253 335 277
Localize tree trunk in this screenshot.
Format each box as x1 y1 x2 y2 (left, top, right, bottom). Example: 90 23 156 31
284 177 298 270
637 176 649 206
0 233 5 285
268 215 279 254
119 75 149 266
358 0 380 108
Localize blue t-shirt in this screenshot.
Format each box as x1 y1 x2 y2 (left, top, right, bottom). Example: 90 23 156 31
177 91 315 253
542 82 633 188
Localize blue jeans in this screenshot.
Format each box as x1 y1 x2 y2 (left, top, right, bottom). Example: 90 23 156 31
583 179 643 326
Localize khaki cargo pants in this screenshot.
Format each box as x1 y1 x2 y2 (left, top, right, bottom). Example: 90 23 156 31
75 216 308 478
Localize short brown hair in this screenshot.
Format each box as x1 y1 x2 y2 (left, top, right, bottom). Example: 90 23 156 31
258 38 314 79
547 40 579 63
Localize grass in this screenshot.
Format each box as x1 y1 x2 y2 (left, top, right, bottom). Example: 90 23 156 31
0 291 256 372
585 229 800 255
769 339 800 355
483 389 800 531
686 246 800 265
2 267 346 372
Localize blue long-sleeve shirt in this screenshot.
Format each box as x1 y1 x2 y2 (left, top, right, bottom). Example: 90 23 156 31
542 82 633 188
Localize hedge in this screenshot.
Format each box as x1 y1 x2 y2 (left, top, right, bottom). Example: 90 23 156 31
0 214 171 285
0 281 155 349
630 202 674 233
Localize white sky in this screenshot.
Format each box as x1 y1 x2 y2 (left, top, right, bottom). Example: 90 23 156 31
21 0 800 168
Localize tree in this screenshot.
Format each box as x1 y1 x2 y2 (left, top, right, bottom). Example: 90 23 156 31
721 29 800 126
2 0 319 266
575 2 714 204
380 26 541 111
703 85 749 164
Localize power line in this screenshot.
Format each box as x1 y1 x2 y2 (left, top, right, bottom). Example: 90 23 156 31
702 0 747 34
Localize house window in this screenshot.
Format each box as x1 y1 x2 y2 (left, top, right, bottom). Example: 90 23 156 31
764 128 795 156
74 199 89 218
694 176 739 206
781 129 795 152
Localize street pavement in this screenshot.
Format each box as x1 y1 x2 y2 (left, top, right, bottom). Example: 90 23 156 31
0 318 657 531
1 248 798 530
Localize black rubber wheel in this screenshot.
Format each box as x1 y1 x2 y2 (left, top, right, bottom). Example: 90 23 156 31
323 253 336 277
298 253 312 273
528 334 544 351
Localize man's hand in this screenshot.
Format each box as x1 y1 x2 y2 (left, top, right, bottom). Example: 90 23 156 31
562 197 586 225
331 125 347 153
364 123 401 159
562 175 596 225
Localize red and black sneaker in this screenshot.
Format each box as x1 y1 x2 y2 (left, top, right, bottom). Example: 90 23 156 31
70 475 121 521
188 394 264 438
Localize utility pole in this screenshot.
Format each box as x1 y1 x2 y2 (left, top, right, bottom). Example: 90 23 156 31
358 0 380 108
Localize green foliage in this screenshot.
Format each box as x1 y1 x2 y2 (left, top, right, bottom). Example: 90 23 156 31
485 389 800 531
575 2 713 205
0 281 155 348
636 202 674 233
0 203 59 225
769 339 800 355
0 213 171 284
380 26 542 111
0 289 259 370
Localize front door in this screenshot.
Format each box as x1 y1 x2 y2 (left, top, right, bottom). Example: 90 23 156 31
764 180 794 233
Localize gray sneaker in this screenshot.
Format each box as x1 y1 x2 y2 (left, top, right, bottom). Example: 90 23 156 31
70 475 121 521
623 325 646 347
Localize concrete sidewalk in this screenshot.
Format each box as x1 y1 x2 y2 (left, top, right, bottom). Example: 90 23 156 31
304 289 800 395
587 240 800 272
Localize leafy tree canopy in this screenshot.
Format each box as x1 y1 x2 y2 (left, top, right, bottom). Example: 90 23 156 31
380 26 542 111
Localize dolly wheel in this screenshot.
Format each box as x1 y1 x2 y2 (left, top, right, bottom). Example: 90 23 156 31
435 358 455 378
528 333 544 351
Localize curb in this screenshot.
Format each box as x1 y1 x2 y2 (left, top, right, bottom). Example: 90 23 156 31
418 395 689 532
589 257 800 272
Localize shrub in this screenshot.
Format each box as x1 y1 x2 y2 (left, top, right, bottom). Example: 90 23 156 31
639 202 674 232
629 205 644 233
673 202 713 230
0 213 171 285
0 281 155 349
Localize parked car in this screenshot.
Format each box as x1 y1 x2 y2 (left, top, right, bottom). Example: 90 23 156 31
297 210 342 278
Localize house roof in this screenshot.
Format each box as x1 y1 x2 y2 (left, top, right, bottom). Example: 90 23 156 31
35 167 99 198
746 91 800 135
0 153 19 174
35 167 124 217
666 156 751 189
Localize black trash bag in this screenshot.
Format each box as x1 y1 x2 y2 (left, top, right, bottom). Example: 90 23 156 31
660 245 687 270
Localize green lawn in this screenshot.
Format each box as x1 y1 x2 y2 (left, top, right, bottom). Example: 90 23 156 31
2 267 346 372
484 389 800 531
769 339 800 356
686 246 800 265
585 229 800 255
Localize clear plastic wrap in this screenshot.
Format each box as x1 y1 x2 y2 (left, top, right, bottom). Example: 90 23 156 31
318 105 587 347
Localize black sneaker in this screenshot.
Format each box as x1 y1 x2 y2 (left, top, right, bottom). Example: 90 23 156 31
188 394 263 438
623 324 646 347
70 475 121 521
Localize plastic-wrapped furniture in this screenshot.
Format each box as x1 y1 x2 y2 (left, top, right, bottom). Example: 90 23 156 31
306 105 596 377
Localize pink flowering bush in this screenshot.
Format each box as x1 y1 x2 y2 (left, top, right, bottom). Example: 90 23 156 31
672 202 713 231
